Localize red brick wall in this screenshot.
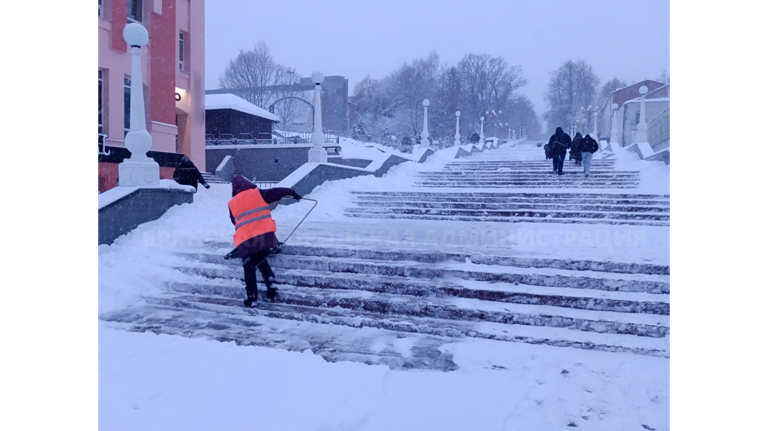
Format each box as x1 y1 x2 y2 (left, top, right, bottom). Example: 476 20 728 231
111 0 127 52
150 0 176 125
98 162 175 193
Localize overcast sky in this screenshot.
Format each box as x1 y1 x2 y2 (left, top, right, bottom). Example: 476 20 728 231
204 0 670 117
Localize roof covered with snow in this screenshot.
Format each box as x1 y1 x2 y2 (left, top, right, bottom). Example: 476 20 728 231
205 93 281 122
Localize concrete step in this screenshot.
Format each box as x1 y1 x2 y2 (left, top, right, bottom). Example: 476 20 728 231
161 278 669 339
353 195 670 206
201 172 229 184
352 201 670 213
196 243 670 276
350 191 670 200
343 207 669 222
413 181 640 188
173 261 668 310
99 296 668 373
100 301 461 370
343 212 669 227
418 172 640 178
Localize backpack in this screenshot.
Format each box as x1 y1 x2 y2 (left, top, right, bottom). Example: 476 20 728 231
585 138 599 153
553 138 568 153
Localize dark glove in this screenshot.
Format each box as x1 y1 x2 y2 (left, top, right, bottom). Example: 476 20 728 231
203 183 211 189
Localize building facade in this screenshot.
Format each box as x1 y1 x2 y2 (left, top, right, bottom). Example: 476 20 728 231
98 0 205 192
597 79 667 145
618 84 670 149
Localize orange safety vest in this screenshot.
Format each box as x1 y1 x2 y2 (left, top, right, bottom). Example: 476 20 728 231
228 188 277 247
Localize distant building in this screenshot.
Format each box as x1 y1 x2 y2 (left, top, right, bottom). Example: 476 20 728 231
98 0 205 193
205 93 281 144
597 79 668 146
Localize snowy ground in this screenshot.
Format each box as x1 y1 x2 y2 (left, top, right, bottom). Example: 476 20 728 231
97 141 671 430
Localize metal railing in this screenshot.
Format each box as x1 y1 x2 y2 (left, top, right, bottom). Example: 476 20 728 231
98 133 111 156
205 132 340 146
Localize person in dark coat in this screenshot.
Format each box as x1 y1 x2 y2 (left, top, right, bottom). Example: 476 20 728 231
173 155 210 191
547 127 571 175
229 174 301 307
570 132 584 166
581 134 600 177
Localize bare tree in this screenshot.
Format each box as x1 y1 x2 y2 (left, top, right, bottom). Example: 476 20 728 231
598 76 628 107
218 41 283 108
656 69 670 84
544 60 600 131
505 95 542 139
433 66 464 140
271 68 312 133
457 53 527 127
382 51 441 136
346 51 532 147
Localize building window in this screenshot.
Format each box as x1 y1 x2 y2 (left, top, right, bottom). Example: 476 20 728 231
124 77 131 137
127 0 142 23
179 32 185 70
635 111 641 125
98 69 104 135
99 0 112 21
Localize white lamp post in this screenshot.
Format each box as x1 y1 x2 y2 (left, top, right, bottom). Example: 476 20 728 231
592 111 598 137
420 99 430 148
454 111 461 146
118 23 159 187
308 71 327 163
479 116 485 146
610 103 619 146
636 85 649 143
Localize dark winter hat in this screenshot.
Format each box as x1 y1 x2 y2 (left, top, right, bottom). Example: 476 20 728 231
584 134 591 139
231 174 257 197
555 127 564 135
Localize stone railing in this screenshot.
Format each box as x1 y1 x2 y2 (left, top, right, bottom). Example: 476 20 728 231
648 107 670 152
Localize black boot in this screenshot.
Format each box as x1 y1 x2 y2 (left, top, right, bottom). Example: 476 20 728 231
265 277 278 302
243 289 257 307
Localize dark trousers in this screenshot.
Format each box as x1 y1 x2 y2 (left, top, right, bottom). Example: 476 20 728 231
554 153 565 174
242 249 275 298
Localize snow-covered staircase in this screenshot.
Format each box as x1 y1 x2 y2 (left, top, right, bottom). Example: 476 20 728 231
100 142 670 371
201 172 229 184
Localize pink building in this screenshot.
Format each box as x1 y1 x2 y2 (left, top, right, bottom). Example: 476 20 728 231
98 0 205 192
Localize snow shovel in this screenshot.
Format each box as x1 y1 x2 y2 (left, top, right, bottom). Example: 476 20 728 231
223 197 318 261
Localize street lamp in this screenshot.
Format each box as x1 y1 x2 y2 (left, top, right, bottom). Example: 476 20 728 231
636 86 649 143
308 71 327 163
119 22 159 187
610 103 619 145
420 99 430 148
454 111 461 146
479 116 485 146
582 105 598 137
592 111 598 137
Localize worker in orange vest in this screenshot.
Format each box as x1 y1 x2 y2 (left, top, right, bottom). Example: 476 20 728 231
228 174 301 307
